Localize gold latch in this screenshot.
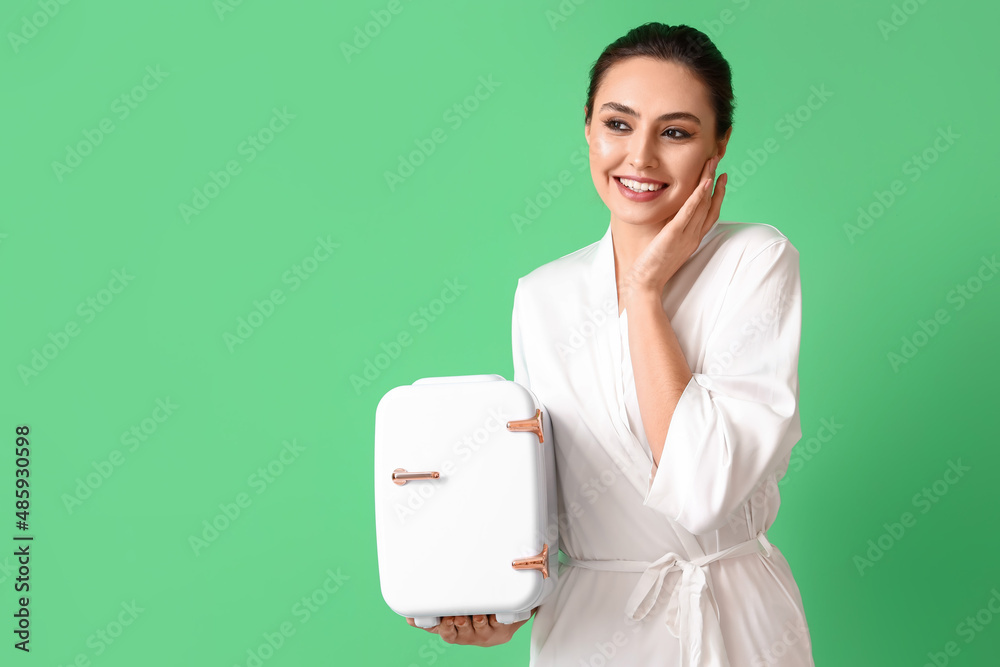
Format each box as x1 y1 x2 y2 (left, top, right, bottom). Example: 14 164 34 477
512 543 549 579
506 409 544 443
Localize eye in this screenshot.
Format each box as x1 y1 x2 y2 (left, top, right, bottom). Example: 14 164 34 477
602 118 690 139
603 118 630 132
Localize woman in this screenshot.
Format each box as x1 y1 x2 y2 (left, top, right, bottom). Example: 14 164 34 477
408 22 815 666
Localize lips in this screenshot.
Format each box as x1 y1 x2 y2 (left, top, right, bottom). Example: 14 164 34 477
615 176 667 193
613 176 668 201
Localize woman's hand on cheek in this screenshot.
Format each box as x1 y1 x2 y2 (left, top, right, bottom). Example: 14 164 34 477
623 155 727 303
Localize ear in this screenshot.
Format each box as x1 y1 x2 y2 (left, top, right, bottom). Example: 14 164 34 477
584 106 591 146
715 126 732 160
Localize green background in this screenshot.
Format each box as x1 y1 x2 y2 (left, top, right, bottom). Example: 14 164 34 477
3 0 998 664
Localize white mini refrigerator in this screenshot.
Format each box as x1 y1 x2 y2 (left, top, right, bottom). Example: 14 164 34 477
373 374 559 628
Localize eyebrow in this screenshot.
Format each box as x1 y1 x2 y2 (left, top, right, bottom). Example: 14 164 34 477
598 101 701 125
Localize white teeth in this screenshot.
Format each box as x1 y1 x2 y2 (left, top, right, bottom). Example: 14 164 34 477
618 177 665 192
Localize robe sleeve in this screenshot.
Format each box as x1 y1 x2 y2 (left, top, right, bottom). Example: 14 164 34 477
512 278 530 388
642 238 803 535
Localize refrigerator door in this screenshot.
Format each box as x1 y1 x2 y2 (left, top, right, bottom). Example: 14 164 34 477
374 375 555 626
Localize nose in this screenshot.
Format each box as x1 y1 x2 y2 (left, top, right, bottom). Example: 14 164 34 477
628 132 658 170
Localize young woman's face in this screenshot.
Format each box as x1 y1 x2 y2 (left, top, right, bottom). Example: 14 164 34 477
585 56 731 228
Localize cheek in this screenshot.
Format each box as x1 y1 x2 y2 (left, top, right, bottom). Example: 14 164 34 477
669 154 707 189
589 136 618 165
588 144 612 186
667 180 698 206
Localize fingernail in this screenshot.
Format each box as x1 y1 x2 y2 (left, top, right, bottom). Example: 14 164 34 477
455 617 466 626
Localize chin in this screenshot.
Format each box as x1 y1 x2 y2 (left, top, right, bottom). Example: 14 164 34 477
614 208 678 227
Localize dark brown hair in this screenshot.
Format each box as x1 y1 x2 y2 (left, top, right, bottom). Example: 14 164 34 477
584 22 735 140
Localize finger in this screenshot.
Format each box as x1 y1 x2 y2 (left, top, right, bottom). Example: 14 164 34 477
701 155 720 200
687 156 720 229
472 614 495 641
640 178 709 271
694 154 717 203
453 615 475 643
408 617 438 633
681 156 718 223
704 173 727 234
437 617 458 644
697 158 721 216
674 173 713 232
700 154 716 182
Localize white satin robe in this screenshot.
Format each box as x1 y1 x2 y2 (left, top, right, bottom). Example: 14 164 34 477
512 221 815 666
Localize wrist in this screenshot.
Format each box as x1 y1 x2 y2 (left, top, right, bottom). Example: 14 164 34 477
622 283 662 312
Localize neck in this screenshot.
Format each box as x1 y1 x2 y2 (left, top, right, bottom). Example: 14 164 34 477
609 217 666 288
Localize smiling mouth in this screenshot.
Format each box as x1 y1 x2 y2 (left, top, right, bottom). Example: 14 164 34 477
615 177 667 192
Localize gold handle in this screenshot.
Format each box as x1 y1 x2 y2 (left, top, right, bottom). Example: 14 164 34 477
392 468 441 486
506 409 544 443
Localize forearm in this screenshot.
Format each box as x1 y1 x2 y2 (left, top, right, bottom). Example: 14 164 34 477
624 287 693 469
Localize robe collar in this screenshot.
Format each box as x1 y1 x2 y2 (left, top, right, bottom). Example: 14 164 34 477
585 221 710 558
585 223 653 493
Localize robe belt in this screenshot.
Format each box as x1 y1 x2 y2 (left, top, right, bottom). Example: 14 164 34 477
558 530 773 667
